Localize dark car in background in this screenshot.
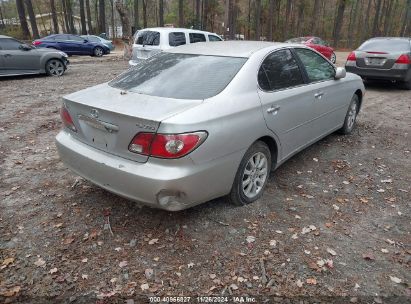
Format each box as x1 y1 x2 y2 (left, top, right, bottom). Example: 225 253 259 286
80 35 115 51
345 37 411 89
33 34 110 57
0 35 68 77
285 36 336 63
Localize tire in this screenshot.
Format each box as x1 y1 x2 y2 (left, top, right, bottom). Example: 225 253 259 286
93 46 104 57
401 79 411 90
228 141 271 206
338 94 359 135
330 52 337 64
45 59 65 77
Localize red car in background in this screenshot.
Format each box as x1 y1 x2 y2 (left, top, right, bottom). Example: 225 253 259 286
285 36 336 63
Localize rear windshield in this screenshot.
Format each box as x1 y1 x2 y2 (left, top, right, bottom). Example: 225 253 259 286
359 39 411 52
135 31 160 46
109 53 247 99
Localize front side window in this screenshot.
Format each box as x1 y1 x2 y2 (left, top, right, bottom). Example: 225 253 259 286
208 35 222 42
109 53 247 99
169 32 186 47
295 48 335 82
0 38 21 50
189 33 206 43
135 31 160 46
258 49 304 91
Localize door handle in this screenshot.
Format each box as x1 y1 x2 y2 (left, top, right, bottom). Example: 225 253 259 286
267 105 280 114
314 91 324 99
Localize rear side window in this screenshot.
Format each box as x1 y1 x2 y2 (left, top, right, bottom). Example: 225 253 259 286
169 32 186 47
258 49 304 91
189 33 206 43
0 38 21 50
295 48 335 82
359 39 411 52
136 31 160 46
208 35 222 42
109 53 247 99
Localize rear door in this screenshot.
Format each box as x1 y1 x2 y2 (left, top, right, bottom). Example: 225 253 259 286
189 32 206 44
293 48 351 134
257 48 319 158
131 30 161 60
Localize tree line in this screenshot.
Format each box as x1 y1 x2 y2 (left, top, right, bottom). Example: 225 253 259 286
0 0 410 48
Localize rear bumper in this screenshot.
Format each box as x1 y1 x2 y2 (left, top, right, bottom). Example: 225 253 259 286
55 130 239 211
345 65 411 81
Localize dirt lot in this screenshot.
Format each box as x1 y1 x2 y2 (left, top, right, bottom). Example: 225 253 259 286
0 52 410 303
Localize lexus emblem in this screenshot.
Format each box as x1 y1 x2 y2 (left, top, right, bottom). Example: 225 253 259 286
90 108 99 118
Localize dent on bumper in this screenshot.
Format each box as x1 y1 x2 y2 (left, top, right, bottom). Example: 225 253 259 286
55 131 240 211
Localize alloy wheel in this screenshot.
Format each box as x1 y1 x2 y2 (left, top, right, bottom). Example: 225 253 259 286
242 152 268 199
347 102 357 130
47 60 64 76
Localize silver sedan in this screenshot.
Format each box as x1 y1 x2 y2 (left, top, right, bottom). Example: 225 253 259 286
56 41 365 211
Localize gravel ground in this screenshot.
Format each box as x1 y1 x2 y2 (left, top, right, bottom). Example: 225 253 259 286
0 53 410 304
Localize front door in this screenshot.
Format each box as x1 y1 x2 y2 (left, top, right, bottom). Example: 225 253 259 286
257 49 319 159
293 48 348 135
0 38 39 72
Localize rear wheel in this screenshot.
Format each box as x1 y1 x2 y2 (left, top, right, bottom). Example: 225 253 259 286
228 141 271 206
93 46 104 57
339 94 359 134
45 59 65 76
401 79 411 90
330 52 336 64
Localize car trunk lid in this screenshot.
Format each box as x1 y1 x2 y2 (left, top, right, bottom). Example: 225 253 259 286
355 50 399 69
63 83 202 163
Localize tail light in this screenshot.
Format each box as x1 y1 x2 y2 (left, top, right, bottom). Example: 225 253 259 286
129 132 207 159
60 105 77 132
32 40 42 46
347 52 356 61
395 54 411 64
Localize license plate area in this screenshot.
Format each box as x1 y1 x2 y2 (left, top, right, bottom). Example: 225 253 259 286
77 115 118 150
365 57 386 66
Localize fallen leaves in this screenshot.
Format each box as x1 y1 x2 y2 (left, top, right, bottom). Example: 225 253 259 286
63 236 75 245
389 276 402 284
0 286 21 297
119 261 128 268
34 258 46 267
327 248 337 256
49 267 58 274
2 257 15 267
301 225 317 235
140 283 149 291
306 278 317 285
362 252 375 261
148 238 158 245
269 240 277 247
246 236 255 243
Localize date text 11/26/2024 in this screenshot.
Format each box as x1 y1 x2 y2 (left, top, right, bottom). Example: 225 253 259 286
149 296 257 303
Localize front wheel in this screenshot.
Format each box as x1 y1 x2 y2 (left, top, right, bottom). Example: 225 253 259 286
45 59 65 76
330 52 337 64
228 141 271 206
93 46 104 57
339 95 359 134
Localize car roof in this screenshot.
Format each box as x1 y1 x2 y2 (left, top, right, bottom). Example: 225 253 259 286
368 37 411 41
139 27 218 35
166 41 297 58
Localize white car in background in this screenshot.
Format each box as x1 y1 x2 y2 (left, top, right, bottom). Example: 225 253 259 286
129 27 222 66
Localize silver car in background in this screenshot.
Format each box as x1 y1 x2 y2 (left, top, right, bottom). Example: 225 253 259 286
345 37 411 89
0 35 69 77
56 41 365 211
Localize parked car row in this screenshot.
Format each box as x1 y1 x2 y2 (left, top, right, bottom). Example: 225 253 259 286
285 36 337 63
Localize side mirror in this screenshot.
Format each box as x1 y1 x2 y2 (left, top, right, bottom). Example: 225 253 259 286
19 44 32 51
335 67 346 79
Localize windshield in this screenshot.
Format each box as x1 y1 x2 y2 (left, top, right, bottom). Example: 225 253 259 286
109 53 247 99
359 39 411 52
